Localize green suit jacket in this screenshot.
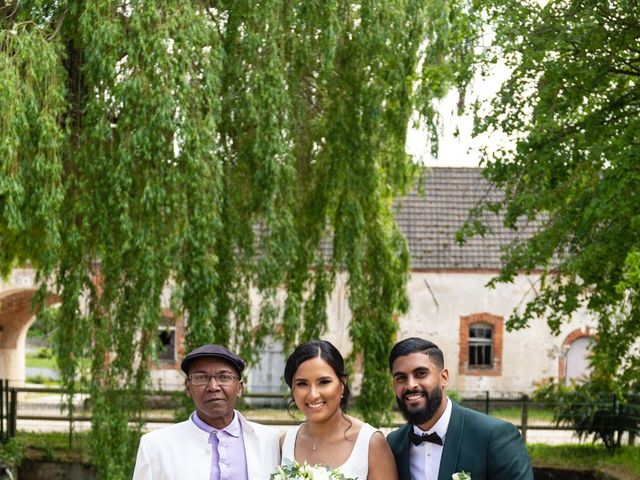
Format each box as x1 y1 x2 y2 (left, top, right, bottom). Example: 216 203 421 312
387 401 534 480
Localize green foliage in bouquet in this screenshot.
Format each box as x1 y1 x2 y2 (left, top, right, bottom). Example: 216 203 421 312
271 458 355 480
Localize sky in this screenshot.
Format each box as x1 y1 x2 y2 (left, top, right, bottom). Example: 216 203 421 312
405 92 482 167
406 58 512 168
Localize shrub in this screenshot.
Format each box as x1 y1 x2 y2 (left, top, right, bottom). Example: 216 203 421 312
534 378 638 452
0 437 24 473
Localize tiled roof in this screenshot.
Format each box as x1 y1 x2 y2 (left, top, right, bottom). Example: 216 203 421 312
395 167 538 270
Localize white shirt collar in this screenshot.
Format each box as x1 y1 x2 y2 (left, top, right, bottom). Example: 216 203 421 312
412 395 452 443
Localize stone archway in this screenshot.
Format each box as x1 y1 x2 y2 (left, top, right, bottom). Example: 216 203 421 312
0 289 60 383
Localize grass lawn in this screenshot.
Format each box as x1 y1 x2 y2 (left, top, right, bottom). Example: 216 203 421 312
25 353 57 370
14 431 92 464
486 406 555 424
529 444 640 480
24 350 90 382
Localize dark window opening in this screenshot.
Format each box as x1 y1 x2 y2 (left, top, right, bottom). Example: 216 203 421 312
158 328 176 362
469 324 493 368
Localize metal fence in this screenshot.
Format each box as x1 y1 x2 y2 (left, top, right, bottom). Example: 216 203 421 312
458 390 639 446
1 381 638 453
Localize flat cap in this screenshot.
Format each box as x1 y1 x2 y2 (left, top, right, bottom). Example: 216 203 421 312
180 344 245 375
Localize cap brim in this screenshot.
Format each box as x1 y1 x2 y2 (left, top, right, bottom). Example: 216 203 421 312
181 352 243 375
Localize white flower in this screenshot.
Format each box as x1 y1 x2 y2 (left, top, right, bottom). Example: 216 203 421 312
270 459 355 480
452 472 471 480
310 467 331 480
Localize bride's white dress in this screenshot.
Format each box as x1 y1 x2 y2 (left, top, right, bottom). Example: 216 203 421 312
281 422 377 480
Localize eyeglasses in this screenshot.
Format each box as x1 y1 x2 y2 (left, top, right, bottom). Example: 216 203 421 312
188 373 239 386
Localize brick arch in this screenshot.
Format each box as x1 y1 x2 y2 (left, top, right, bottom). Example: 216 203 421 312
0 289 60 348
459 312 504 377
558 327 595 382
0 289 60 382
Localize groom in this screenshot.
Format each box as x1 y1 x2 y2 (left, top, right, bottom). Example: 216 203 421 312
386 337 534 480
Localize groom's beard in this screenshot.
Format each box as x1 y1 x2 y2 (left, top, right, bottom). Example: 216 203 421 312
396 385 443 426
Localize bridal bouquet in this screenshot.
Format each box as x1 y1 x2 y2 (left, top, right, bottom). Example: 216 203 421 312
270 459 355 480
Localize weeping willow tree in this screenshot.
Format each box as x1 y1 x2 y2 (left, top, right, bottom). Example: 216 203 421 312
1 0 478 476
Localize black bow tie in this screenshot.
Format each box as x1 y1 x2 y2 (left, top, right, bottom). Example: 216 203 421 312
408 430 443 446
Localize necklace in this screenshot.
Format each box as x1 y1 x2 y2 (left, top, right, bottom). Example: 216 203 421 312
305 420 342 451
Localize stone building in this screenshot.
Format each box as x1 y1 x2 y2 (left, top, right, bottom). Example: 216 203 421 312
248 167 596 394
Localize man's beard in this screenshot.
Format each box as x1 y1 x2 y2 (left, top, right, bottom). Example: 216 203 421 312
396 385 443 426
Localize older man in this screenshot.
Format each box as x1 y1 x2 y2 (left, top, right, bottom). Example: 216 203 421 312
133 344 280 479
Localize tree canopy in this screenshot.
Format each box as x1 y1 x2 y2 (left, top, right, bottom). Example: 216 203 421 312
466 0 640 391
1 1 479 476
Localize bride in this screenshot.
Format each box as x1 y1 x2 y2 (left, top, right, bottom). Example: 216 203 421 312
280 340 398 480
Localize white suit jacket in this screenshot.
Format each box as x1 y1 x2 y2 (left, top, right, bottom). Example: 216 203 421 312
132 411 280 480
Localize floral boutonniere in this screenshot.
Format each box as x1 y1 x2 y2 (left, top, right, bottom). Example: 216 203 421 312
452 471 471 480
271 458 355 480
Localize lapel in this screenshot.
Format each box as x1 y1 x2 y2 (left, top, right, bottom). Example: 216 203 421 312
395 424 412 480
238 413 261 479
438 401 464 480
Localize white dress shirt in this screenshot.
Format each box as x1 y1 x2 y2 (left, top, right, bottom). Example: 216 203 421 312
410 396 452 480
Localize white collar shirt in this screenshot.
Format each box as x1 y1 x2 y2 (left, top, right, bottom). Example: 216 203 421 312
191 410 248 480
409 396 452 480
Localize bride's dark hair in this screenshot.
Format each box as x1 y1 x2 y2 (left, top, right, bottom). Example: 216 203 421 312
284 339 351 412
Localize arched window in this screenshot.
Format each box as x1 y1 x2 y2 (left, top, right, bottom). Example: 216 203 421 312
559 328 595 385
